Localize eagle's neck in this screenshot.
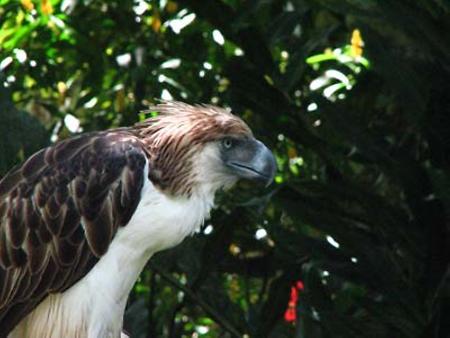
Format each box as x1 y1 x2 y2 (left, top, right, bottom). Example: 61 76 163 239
81 168 214 334
11 165 215 338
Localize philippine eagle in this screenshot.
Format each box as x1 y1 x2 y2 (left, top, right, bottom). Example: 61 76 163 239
0 101 276 338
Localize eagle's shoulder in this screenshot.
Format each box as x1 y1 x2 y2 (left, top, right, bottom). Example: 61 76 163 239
0 128 148 336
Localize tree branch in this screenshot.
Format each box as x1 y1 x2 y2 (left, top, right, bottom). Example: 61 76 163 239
149 263 242 338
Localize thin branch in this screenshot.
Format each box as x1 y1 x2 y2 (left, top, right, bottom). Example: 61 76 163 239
146 271 156 338
168 299 186 338
150 263 242 338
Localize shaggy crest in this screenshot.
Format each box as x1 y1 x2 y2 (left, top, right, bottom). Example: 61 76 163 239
133 102 252 195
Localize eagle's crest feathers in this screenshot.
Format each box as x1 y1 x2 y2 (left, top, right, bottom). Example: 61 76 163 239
134 101 252 196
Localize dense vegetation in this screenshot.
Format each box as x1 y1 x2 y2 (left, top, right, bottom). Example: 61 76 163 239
1 0 449 337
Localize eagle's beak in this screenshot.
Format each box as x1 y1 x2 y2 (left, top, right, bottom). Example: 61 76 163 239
225 139 276 186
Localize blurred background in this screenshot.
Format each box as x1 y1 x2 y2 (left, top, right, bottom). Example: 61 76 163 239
1 0 449 337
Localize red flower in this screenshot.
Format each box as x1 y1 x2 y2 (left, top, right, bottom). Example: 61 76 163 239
284 280 304 323
284 306 297 322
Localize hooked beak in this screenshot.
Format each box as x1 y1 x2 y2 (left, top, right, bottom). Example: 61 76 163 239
224 139 276 186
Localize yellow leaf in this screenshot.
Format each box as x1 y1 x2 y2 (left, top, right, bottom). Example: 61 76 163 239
115 88 126 112
350 29 364 57
287 146 297 159
151 11 161 33
57 81 66 94
21 0 34 11
229 244 241 256
152 18 161 32
165 1 178 14
41 0 53 15
57 81 66 105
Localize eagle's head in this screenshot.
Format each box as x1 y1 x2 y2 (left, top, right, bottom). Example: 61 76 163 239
135 101 276 197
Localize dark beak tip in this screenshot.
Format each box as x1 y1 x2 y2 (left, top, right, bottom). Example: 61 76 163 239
264 153 277 187
252 140 276 187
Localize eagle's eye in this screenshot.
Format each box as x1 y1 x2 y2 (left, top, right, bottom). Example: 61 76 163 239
221 138 234 150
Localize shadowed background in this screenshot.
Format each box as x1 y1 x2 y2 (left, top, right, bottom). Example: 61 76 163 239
0 0 449 337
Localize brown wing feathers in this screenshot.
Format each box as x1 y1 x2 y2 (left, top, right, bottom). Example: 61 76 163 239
0 130 146 336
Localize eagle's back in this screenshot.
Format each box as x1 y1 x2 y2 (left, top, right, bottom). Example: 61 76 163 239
0 129 147 336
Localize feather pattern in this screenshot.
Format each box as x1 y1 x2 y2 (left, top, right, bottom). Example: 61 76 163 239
0 130 146 336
